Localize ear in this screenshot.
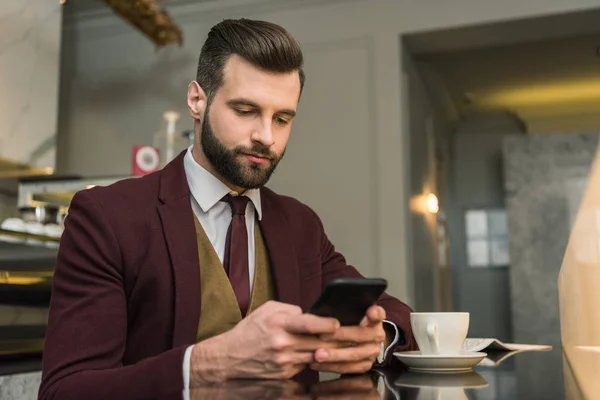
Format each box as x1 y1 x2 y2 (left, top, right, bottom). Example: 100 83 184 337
187 81 207 121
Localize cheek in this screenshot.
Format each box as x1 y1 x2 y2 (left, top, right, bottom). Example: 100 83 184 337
273 128 292 153
210 113 252 147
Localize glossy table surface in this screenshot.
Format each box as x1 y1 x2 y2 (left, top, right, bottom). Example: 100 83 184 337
1 346 590 399
166 347 584 400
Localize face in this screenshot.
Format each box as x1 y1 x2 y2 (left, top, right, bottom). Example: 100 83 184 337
199 109 286 190
187 55 301 191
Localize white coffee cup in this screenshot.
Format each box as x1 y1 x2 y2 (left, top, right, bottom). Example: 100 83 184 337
410 312 470 355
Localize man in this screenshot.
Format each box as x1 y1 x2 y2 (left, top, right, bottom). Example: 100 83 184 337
39 18 416 400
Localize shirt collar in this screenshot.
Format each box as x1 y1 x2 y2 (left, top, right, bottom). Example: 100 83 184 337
183 146 262 219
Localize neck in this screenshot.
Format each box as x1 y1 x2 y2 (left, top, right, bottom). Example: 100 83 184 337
191 145 246 194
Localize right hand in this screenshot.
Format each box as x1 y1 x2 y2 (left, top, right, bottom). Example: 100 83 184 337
190 301 341 384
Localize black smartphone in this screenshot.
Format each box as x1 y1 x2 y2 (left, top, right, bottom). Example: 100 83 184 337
309 277 388 326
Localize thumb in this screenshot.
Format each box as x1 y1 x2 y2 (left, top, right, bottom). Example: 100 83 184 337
361 305 385 327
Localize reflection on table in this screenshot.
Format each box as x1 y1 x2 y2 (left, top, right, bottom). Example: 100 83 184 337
153 347 596 400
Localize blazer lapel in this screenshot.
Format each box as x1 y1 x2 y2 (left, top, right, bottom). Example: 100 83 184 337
259 191 301 307
157 151 201 348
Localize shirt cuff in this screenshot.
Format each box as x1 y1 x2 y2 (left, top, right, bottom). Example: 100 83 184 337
377 320 400 364
182 344 195 400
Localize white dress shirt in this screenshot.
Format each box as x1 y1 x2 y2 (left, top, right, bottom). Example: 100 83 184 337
181 146 399 396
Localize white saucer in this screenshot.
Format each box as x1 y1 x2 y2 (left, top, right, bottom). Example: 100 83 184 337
393 351 487 373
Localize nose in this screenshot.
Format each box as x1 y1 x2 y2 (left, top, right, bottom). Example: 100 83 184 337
251 117 275 148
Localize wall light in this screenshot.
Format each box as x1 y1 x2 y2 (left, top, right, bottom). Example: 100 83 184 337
484 78 600 108
426 193 439 214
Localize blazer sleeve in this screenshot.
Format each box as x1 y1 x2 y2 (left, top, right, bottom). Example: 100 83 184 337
308 208 419 367
39 190 187 400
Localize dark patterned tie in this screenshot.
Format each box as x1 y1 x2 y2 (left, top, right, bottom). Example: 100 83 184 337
222 194 251 317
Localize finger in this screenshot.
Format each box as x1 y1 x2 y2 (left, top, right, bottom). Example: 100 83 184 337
281 350 317 365
260 363 306 380
309 360 375 375
267 301 306 317
292 335 353 351
285 314 340 335
276 346 350 366
364 305 386 326
322 325 385 344
314 342 380 363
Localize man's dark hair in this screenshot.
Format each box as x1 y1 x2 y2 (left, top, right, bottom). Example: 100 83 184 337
196 18 305 102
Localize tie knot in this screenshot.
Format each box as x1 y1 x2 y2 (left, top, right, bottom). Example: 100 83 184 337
224 194 250 216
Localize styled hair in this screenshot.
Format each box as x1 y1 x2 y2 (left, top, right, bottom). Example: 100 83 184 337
196 18 305 102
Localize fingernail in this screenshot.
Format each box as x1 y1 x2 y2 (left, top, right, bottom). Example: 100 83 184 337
318 350 329 361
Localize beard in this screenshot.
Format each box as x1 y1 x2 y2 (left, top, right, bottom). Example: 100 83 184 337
200 111 285 190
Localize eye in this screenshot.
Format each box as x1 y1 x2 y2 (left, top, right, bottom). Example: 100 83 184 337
235 108 255 116
275 117 290 126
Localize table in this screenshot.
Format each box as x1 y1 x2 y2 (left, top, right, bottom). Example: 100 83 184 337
382 347 572 400
154 347 585 399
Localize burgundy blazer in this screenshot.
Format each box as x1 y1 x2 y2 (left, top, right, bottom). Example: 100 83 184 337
38 151 416 400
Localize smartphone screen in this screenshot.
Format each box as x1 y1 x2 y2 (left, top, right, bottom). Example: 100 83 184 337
309 278 387 325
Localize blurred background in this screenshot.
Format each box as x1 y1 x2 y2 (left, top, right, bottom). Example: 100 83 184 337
2 0 600 397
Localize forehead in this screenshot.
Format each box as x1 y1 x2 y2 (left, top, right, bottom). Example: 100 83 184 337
218 54 301 109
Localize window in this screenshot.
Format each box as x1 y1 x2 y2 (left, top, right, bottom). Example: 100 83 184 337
465 209 510 267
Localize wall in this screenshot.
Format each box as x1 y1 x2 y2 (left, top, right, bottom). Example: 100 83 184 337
407 26 600 135
503 131 599 347
0 0 62 221
404 49 453 312
448 112 525 340
0 0 62 169
57 0 600 303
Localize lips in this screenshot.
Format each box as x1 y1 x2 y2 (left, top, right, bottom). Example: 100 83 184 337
241 153 272 164
246 153 269 159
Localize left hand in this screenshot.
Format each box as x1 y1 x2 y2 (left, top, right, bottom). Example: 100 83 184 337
310 305 387 374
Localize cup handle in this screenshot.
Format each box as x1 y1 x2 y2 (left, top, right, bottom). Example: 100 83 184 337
426 322 439 354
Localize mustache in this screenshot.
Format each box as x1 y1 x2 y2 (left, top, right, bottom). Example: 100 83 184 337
234 144 277 160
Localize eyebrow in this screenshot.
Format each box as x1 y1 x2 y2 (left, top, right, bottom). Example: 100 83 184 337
226 98 297 118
